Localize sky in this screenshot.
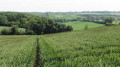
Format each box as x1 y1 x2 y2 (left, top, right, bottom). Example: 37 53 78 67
0 0 120 12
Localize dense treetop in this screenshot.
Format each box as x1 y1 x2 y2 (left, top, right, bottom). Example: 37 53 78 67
0 12 40 27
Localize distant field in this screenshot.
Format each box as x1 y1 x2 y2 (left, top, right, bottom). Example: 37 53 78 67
0 26 26 34
39 25 120 67
116 20 120 24
62 21 105 30
110 13 120 15
30 12 120 21
49 13 84 20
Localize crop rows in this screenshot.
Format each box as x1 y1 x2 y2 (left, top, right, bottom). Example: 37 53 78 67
39 25 120 67
0 25 120 67
0 35 36 67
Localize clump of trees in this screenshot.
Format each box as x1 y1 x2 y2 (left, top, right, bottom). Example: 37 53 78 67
26 18 73 35
104 17 115 26
0 12 39 28
10 25 19 35
0 12 73 35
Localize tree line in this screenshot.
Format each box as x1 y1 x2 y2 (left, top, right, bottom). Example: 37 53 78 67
0 12 73 35
53 15 117 24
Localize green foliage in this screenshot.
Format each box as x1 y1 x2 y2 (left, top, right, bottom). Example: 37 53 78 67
66 25 73 31
0 12 39 28
10 25 19 35
32 18 46 34
1 25 23 35
0 12 73 35
1 28 10 35
104 17 115 24
19 18 27 28
26 30 35 35
0 26 26 34
29 19 73 35
84 24 88 30
0 15 8 25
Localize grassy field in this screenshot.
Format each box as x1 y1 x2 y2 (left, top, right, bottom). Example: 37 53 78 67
0 35 36 67
116 20 120 24
39 25 120 67
0 26 26 34
48 13 84 20
62 21 105 30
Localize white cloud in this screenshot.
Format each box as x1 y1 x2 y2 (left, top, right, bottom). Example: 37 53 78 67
0 0 120 12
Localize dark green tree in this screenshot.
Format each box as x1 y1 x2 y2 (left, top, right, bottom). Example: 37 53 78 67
25 30 35 35
66 25 73 31
19 18 27 27
10 25 19 35
32 22 45 35
104 17 115 24
0 15 8 25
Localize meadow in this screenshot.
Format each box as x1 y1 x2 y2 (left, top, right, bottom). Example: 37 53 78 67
62 21 105 30
39 25 120 67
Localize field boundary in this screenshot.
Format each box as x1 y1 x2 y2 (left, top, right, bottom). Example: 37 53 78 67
33 37 44 67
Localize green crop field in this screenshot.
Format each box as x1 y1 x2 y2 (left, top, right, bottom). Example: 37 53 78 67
0 35 36 67
62 21 105 30
0 26 26 34
39 25 120 67
0 25 120 67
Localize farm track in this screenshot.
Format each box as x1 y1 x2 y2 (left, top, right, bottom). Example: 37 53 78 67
34 37 44 67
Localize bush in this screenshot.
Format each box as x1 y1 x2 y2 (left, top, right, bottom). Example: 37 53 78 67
10 25 19 35
1 28 10 35
105 23 114 26
25 30 35 35
66 25 73 31
104 17 115 24
18 31 25 35
84 24 88 30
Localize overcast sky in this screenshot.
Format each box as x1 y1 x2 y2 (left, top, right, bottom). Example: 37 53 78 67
0 0 120 12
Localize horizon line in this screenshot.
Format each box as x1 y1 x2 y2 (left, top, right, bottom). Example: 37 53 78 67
0 10 120 13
